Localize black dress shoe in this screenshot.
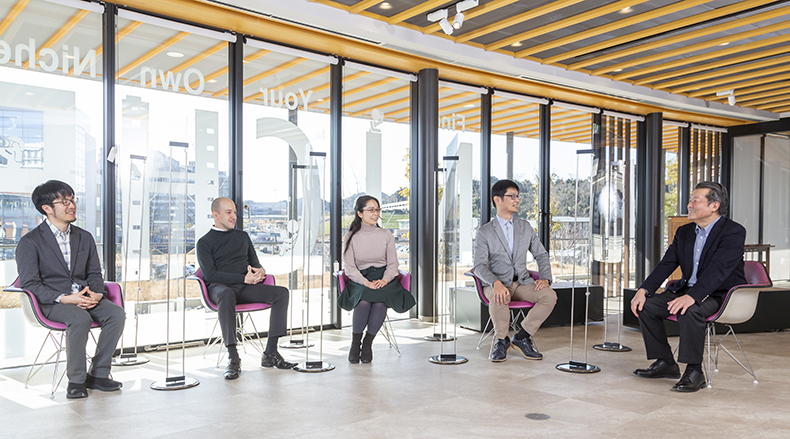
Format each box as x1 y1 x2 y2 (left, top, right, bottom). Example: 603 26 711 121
85 375 123 391
633 359 681 379
224 358 242 380
672 368 707 392
511 335 543 360
261 351 296 369
66 382 88 399
490 337 510 362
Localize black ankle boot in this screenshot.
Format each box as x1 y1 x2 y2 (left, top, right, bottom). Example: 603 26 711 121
349 332 363 363
361 332 375 363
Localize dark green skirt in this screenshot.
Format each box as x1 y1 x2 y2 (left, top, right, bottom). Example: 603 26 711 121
338 266 416 313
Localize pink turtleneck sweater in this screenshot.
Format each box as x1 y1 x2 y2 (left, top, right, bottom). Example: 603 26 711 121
343 223 400 285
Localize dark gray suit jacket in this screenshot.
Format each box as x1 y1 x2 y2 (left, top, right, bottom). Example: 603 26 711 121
473 216 552 287
15 221 106 305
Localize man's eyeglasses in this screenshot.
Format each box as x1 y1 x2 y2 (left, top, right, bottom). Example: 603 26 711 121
362 208 381 213
502 194 520 201
51 198 78 207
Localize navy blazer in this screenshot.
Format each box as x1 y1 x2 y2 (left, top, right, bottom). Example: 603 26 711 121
15 222 106 305
640 216 746 304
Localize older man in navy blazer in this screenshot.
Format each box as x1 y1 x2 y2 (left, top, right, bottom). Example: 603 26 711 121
474 179 557 363
631 181 746 392
16 180 125 399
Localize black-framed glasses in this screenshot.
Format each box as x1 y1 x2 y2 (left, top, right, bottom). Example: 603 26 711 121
502 194 520 200
51 198 78 207
362 208 381 213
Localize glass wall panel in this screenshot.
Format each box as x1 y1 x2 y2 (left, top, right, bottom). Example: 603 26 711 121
489 95 541 229
0 0 104 367
733 134 790 282
549 106 593 282
114 14 230 347
241 44 332 334
438 87 481 280
341 66 411 323
663 125 680 253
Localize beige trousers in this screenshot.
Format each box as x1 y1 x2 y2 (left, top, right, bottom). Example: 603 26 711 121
484 282 557 340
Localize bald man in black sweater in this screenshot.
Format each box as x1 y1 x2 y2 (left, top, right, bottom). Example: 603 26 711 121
197 197 294 379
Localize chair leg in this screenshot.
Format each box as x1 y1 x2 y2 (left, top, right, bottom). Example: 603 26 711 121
51 331 66 397
477 317 494 349
378 316 400 357
715 325 758 384
26 331 55 388
705 324 713 388
244 314 265 355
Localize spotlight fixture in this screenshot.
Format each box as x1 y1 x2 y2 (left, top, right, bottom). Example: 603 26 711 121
453 11 464 29
716 89 736 106
439 18 454 35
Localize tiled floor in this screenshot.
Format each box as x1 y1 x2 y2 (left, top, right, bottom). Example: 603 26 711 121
0 318 788 438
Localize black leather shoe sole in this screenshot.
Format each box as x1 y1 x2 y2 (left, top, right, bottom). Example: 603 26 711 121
66 387 88 399
634 370 681 379
85 377 122 391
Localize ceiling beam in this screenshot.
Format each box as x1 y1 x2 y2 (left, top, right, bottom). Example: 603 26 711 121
564 2 790 71
423 0 518 35
655 53 790 90
486 0 648 51
389 0 446 25
541 0 777 66
69 20 142 76
349 0 380 14
516 0 710 58
0 0 30 38
186 49 270 90
613 24 790 82
117 31 189 78
455 0 584 44
22 9 89 69
678 66 790 97
244 65 330 102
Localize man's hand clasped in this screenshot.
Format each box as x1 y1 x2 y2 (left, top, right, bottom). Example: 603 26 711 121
61 286 102 309
244 265 266 284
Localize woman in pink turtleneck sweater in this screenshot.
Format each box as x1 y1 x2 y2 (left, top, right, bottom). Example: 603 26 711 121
339 195 415 364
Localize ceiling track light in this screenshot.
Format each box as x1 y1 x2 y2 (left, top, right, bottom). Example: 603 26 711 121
716 89 736 106
428 0 478 34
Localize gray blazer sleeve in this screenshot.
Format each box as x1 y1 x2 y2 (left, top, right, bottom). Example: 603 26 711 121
473 224 500 287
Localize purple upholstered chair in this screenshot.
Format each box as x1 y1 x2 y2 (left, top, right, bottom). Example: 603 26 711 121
464 268 538 353
333 269 411 356
189 268 275 365
4 278 124 397
666 260 772 387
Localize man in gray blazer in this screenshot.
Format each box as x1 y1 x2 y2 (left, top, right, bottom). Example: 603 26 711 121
474 179 557 362
16 180 125 399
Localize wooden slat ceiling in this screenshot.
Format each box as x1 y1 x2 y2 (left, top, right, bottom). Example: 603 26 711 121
2 0 759 149
313 0 790 115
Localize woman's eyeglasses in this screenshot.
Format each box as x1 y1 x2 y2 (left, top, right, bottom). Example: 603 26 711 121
362 208 381 213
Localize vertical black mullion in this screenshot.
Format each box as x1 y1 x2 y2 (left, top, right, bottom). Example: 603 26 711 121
417 69 438 319
330 60 343 327
229 39 244 228
480 91 492 224
678 126 691 214
635 119 647 284
102 4 116 280
644 113 663 277
758 136 765 242
538 103 551 248
409 80 419 318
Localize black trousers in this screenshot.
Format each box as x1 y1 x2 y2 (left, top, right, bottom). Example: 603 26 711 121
207 282 289 347
638 291 721 365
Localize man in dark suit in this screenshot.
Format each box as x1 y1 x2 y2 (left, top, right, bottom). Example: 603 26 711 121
16 180 125 399
631 181 746 392
474 179 557 363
